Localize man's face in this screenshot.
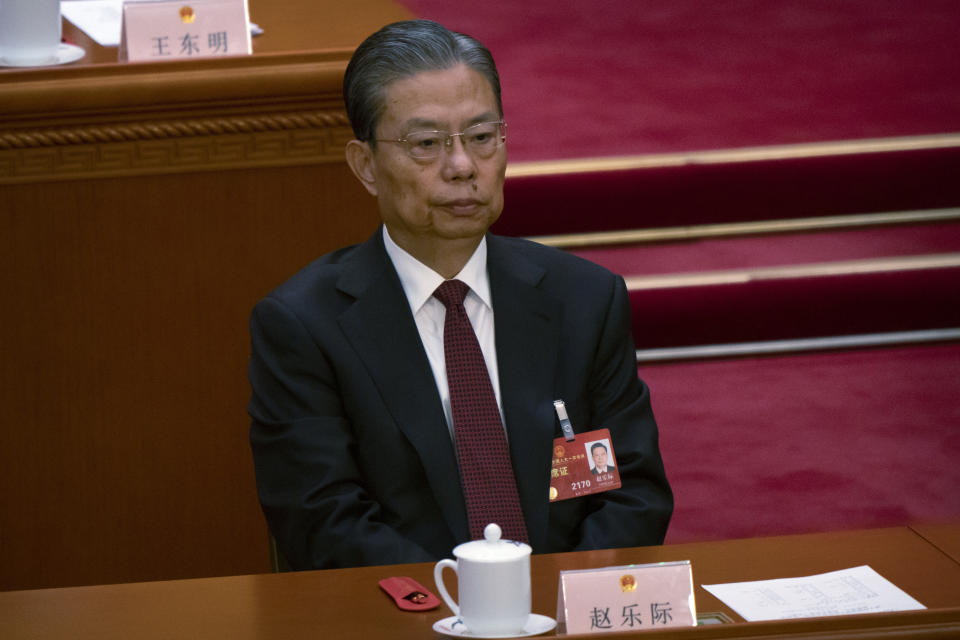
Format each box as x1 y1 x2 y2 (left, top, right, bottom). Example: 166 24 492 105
356 64 506 258
592 446 608 469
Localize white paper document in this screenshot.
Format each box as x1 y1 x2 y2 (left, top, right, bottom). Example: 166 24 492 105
62 0 125 46
703 565 925 622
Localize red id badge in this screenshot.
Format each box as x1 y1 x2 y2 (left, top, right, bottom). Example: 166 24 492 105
549 428 622 501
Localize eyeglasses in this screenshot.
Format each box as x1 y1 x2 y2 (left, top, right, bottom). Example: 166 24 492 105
377 121 506 160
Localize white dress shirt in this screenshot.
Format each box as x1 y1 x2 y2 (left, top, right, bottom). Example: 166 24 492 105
382 228 504 439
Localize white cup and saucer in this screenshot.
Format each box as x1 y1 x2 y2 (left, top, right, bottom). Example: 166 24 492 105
433 523 557 638
0 0 84 68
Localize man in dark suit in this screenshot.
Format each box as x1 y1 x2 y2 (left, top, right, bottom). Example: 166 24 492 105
249 19 672 570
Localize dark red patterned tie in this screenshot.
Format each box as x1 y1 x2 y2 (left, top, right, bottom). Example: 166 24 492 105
434 279 529 542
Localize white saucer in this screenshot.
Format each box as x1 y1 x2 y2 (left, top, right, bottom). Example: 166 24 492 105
433 614 557 638
0 43 85 68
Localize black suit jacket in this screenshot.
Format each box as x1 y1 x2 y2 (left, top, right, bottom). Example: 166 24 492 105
249 228 672 569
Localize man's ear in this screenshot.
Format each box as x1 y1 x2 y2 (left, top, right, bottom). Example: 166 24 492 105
345 139 379 197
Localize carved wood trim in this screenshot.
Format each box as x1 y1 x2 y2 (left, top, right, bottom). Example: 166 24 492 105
0 51 361 183
0 111 349 150
0 110 353 183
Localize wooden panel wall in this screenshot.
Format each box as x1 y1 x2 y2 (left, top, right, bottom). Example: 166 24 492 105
1 165 379 590
0 0 413 587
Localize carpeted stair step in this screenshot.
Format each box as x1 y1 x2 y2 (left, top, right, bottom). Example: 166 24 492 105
495 145 960 238
566 221 960 350
627 259 960 350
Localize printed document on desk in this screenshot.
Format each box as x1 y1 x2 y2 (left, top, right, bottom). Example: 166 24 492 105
62 0 125 46
703 565 925 622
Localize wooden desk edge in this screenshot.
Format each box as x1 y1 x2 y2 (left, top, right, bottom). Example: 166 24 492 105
0 50 353 120
910 522 960 566
3 526 960 639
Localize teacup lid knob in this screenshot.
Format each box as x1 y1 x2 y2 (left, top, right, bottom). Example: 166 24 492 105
451 522 531 560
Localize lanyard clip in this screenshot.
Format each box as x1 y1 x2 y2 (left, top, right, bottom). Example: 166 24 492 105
553 400 576 442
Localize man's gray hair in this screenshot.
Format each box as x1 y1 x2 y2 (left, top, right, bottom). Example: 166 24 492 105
343 20 503 145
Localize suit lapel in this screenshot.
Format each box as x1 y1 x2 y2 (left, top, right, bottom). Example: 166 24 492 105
335 229 469 541
487 235 563 551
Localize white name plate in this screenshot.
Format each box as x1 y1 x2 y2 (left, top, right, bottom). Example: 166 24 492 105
120 0 251 62
557 560 697 634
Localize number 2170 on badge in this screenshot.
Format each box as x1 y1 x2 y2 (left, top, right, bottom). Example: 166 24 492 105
549 428 621 501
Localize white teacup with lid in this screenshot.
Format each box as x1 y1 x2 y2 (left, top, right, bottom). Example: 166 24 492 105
0 0 62 67
434 523 532 636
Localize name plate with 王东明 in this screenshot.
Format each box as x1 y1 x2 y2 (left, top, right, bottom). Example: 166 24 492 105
557 560 697 634
119 0 251 62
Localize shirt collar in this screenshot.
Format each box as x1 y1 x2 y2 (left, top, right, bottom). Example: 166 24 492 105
382 226 492 314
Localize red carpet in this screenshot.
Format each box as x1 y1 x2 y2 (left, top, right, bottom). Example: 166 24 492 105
495 149 960 237
572 222 960 275
398 0 960 161
575 223 960 347
630 267 960 348
394 2 960 545
645 343 960 543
